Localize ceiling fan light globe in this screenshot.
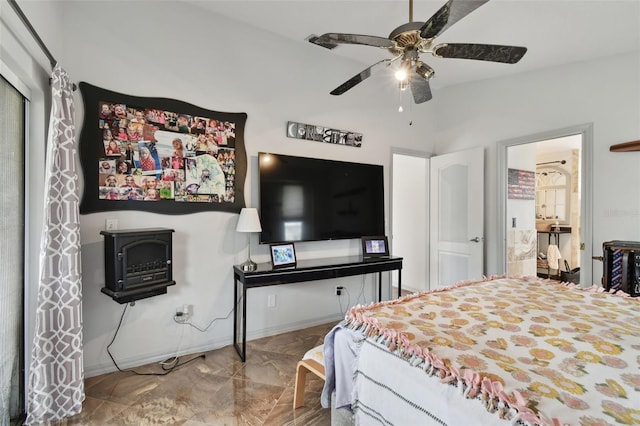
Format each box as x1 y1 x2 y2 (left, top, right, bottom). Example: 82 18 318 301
395 69 408 81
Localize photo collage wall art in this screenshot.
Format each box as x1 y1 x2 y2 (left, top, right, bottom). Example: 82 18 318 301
98 103 237 203
78 82 247 215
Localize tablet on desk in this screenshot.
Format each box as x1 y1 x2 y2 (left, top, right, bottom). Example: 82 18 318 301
361 236 389 258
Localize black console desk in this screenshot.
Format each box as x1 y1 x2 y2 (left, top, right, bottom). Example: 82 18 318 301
233 255 403 361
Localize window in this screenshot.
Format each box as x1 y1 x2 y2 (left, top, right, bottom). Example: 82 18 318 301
535 167 570 223
0 75 26 423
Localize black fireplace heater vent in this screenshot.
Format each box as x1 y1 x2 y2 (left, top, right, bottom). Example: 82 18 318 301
100 228 176 303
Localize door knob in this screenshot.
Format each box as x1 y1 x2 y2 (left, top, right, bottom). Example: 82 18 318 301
469 237 481 243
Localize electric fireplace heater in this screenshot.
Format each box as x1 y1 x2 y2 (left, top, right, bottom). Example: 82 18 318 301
100 228 176 303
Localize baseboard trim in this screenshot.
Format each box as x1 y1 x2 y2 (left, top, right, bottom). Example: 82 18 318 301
85 313 343 378
245 313 342 342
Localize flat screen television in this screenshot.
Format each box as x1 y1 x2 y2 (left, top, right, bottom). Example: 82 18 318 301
258 152 385 244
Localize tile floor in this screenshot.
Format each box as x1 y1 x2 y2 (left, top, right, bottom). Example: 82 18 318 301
60 322 337 425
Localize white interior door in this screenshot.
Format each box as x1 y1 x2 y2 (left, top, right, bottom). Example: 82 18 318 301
429 147 484 288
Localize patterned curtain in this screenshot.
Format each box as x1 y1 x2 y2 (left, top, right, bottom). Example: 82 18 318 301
26 65 84 424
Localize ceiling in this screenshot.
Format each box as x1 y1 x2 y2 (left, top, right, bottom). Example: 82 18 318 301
183 0 640 91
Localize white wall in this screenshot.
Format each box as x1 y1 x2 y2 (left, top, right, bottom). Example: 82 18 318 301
14 0 437 376
432 52 640 283
391 152 428 292
507 143 536 233
506 143 536 276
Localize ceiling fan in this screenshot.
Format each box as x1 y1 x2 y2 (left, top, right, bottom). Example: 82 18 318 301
308 0 527 104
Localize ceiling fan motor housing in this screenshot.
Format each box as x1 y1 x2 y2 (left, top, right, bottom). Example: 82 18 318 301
389 22 426 54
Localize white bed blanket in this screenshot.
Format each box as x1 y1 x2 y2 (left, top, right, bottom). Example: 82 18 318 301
323 324 511 425
353 337 510 425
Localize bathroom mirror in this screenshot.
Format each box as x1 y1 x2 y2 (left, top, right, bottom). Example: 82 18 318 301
535 166 570 223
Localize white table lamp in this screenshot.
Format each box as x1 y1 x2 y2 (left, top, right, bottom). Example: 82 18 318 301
236 208 262 271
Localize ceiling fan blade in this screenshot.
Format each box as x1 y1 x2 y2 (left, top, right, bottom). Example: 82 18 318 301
330 59 390 96
434 43 527 63
309 33 395 50
409 73 433 104
420 0 490 40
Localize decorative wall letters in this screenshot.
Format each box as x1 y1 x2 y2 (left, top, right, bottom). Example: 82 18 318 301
286 121 362 148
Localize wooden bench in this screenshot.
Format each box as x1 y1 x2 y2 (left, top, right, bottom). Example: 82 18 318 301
293 344 325 409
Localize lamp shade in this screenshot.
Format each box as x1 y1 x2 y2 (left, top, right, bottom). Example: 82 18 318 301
236 208 262 233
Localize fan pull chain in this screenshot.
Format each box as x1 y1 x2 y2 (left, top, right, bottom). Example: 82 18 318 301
409 97 413 126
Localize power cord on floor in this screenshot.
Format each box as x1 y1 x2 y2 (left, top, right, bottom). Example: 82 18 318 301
159 310 186 370
172 297 240 332
107 302 205 376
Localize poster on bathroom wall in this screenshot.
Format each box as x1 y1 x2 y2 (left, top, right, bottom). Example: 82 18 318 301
507 168 535 200
78 82 247 214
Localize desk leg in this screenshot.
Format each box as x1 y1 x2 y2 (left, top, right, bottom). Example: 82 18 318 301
378 271 382 301
242 285 247 361
398 268 402 296
233 275 246 362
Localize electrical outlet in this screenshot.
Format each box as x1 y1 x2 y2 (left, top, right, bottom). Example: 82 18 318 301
335 286 343 296
175 305 191 322
105 219 118 230
183 304 192 318
267 294 276 308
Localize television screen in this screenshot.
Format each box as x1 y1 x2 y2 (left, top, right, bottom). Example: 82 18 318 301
258 152 384 244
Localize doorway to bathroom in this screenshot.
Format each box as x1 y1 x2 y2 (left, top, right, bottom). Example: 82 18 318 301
498 124 592 286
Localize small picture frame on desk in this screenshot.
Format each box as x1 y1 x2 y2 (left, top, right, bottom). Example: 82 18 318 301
270 243 297 268
361 236 389 258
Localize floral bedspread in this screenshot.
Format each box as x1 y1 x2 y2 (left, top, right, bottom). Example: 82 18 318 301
345 277 640 425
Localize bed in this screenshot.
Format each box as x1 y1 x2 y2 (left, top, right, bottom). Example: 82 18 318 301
321 276 640 425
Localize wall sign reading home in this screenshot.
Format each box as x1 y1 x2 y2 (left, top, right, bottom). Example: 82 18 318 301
79 82 247 214
286 121 362 148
